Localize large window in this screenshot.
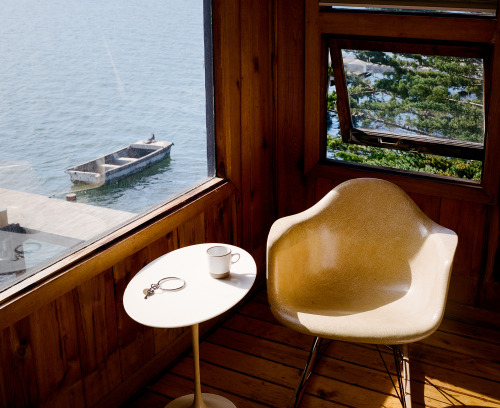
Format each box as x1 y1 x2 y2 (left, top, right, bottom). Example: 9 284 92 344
0 0 214 293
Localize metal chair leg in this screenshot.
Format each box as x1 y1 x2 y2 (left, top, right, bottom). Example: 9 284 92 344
289 336 323 408
394 344 412 408
378 344 412 408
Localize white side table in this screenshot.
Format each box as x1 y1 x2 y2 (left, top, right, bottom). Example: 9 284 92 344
123 243 257 408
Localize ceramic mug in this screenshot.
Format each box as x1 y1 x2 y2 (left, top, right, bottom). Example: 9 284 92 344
206 245 240 279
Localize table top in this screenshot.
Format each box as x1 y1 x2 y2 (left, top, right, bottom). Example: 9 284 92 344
123 243 256 328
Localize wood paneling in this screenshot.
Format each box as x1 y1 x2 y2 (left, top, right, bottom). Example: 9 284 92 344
0 189 240 408
240 0 275 251
319 11 496 43
74 269 121 407
212 0 275 262
30 293 84 408
0 318 38 407
212 0 242 250
276 0 308 216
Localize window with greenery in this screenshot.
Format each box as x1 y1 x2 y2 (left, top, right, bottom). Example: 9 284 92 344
326 39 488 181
0 0 214 294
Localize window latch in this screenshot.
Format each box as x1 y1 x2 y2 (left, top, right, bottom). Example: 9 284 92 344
377 137 399 147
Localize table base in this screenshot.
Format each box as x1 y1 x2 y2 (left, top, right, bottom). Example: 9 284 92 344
165 393 236 408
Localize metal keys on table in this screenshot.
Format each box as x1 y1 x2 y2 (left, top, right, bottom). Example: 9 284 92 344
143 276 186 299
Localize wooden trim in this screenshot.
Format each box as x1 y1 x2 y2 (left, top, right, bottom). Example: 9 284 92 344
0 178 236 331
336 38 490 57
304 0 323 173
319 0 497 13
213 0 241 183
212 0 242 245
319 11 496 43
308 162 493 204
319 39 330 170
481 18 500 205
316 29 493 198
240 0 275 251
276 0 308 216
349 129 484 161
329 42 352 142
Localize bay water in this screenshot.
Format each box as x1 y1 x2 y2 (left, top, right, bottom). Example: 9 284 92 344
0 0 208 214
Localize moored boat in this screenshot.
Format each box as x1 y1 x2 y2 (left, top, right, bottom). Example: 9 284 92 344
66 136 173 186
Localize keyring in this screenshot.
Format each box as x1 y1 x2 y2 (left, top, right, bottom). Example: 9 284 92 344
143 277 186 299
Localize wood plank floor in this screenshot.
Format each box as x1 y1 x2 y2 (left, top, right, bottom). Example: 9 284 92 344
123 290 500 408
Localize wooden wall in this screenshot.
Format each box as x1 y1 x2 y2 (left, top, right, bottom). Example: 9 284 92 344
275 0 500 314
0 183 242 408
0 0 277 405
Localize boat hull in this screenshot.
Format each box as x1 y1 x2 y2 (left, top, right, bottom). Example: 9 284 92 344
66 140 173 186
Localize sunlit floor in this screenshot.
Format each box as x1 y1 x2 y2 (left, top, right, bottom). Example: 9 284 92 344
123 290 500 407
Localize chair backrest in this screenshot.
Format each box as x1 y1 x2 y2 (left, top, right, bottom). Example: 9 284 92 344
267 178 458 315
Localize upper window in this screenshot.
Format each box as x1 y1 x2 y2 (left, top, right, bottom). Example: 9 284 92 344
0 1 214 294
326 39 488 181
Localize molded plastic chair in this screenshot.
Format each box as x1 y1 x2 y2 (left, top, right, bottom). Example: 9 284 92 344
267 178 458 407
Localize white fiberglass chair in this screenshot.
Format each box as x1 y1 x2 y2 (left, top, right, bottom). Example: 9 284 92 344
267 178 458 408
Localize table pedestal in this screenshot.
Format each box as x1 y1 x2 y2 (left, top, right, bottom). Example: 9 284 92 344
165 393 236 408
166 324 236 408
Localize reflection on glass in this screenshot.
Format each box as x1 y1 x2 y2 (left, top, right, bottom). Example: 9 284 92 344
343 50 484 143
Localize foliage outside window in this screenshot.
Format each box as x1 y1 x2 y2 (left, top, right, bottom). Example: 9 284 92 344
326 42 487 181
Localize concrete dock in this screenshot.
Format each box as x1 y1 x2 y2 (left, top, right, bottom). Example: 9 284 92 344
0 188 134 290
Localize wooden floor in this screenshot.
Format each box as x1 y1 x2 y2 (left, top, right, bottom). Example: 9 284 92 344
123 290 500 408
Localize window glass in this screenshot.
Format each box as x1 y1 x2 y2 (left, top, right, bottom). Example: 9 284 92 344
327 48 485 181
0 0 213 292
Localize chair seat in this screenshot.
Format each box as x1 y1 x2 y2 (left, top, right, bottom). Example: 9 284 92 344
272 290 445 344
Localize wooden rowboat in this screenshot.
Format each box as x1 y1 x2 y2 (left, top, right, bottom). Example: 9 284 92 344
66 137 173 186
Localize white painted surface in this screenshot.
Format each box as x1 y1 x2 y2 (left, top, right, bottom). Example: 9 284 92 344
123 243 257 328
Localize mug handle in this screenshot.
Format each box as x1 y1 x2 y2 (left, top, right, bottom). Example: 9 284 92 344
231 253 240 264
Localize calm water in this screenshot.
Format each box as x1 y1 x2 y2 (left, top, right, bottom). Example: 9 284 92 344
0 0 208 214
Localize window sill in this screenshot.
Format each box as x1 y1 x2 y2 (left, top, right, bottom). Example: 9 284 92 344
308 161 493 205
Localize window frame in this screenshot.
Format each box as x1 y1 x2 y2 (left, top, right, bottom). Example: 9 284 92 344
304 5 500 204
318 0 497 14
328 38 490 162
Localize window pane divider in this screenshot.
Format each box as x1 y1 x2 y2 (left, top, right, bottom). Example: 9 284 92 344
318 0 497 13
329 42 353 141
349 129 484 160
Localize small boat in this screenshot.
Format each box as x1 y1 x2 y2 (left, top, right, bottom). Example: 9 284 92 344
66 136 173 186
